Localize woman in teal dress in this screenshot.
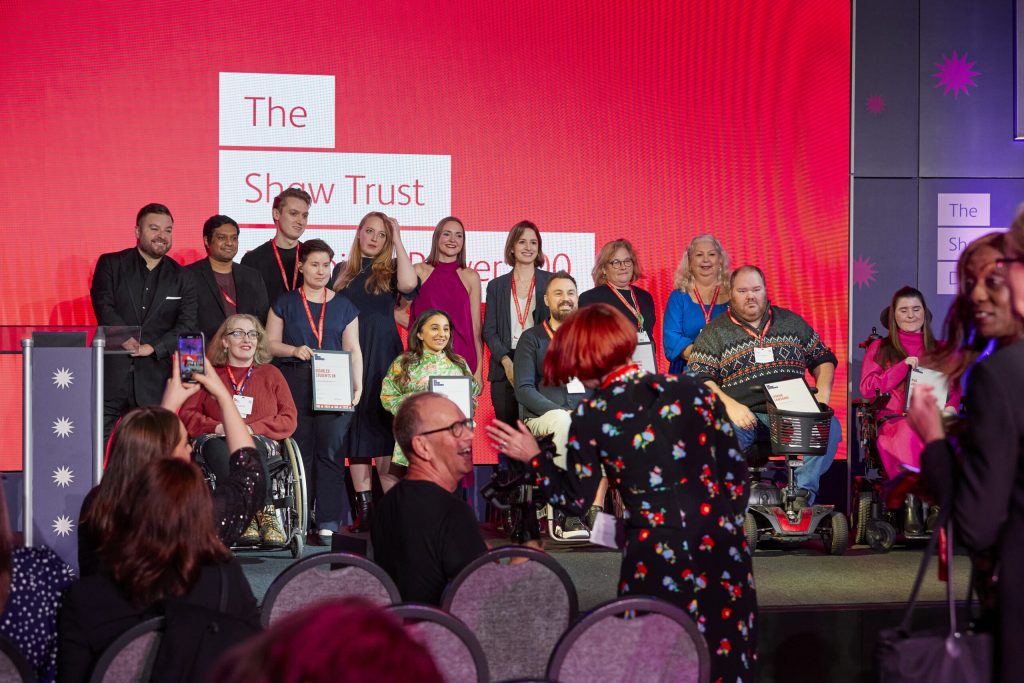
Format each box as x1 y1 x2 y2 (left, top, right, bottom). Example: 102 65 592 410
381 309 480 466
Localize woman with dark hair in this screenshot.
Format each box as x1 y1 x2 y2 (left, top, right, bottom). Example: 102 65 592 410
180 313 297 546
333 212 418 530
482 220 551 426
0 482 74 683
79 358 263 574
579 238 658 371
267 238 363 541
406 217 483 383
859 286 960 532
59 458 260 682
663 234 731 373
381 309 480 467
487 303 756 682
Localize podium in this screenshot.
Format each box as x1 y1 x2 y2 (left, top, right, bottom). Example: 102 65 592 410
20 327 130 572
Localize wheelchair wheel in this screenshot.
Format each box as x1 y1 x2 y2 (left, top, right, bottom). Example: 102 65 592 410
820 512 848 556
853 490 873 545
289 533 304 559
866 518 896 553
743 512 759 553
280 438 308 544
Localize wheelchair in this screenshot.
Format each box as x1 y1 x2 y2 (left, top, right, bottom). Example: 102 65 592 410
850 326 936 552
193 434 308 558
743 389 848 556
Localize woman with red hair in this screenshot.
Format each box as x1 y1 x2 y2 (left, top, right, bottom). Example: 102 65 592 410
488 303 756 682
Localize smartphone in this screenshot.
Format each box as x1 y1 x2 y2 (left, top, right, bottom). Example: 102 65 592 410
177 333 205 382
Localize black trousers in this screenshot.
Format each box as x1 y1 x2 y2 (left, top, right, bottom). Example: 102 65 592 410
490 377 520 471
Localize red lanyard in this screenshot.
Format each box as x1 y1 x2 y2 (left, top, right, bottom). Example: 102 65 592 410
600 363 640 389
512 273 536 329
300 287 327 348
272 241 300 292
607 284 644 330
693 286 720 324
727 306 773 344
542 320 555 339
220 288 237 308
226 364 254 395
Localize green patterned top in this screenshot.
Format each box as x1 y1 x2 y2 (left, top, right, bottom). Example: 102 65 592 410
380 349 480 465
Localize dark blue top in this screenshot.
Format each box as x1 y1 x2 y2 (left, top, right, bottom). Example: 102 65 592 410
272 290 359 353
663 289 727 365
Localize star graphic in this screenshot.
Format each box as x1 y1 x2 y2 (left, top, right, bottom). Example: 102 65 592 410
52 367 74 389
52 417 74 439
866 95 885 114
52 466 74 488
52 515 74 537
933 51 980 98
853 256 877 289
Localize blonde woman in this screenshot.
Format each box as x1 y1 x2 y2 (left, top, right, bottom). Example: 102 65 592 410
663 235 731 373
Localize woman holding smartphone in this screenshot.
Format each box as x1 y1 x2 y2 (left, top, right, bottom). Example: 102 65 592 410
266 239 363 542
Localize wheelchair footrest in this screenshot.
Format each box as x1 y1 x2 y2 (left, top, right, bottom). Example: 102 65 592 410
273 497 294 509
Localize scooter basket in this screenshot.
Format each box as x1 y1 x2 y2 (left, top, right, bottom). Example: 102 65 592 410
765 400 833 456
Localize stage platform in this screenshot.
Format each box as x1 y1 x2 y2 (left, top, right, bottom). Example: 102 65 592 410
238 529 968 683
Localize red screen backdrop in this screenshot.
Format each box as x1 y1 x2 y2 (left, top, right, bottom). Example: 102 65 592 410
0 1 850 469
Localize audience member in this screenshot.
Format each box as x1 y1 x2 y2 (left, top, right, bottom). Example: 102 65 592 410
90 202 198 439
663 234 731 373
0 481 73 683
211 598 444 683
489 303 757 682
371 393 487 605
405 217 483 382
240 188 311 310
59 458 260 682
180 314 297 547
332 212 419 531
267 239 362 541
187 214 270 340
688 265 841 506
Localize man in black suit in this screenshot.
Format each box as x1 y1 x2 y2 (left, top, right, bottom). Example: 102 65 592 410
240 187 311 312
90 203 198 437
187 215 269 340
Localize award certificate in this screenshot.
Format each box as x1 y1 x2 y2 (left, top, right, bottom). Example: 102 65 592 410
429 375 473 418
632 341 657 374
311 350 354 411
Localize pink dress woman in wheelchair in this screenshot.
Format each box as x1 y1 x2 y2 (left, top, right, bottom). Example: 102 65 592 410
860 328 961 476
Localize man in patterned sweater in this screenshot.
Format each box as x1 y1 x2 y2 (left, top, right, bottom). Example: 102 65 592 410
688 265 841 506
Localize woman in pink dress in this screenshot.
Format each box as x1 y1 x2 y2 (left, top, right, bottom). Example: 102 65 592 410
859 286 960 532
406 217 482 384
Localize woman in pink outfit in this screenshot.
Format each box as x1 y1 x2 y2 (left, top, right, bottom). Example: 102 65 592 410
860 286 960 532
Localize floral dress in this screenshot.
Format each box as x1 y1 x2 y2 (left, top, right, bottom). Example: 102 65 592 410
530 370 757 683
380 349 480 465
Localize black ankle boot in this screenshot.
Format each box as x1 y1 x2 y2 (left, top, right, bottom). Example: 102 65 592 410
348 491 374 533
904 494 923 535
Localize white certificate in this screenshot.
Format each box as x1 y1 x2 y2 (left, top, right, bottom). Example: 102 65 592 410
905 366 949 412
311 351 354 412
764 378 821 413
632 341 658 374
429 375 473 418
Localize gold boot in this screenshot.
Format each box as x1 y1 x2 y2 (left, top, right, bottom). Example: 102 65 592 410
258 505 287 547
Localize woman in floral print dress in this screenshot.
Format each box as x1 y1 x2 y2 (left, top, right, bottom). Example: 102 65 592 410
488 303 757 683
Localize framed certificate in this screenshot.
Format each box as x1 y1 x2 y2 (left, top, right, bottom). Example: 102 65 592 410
632 342 657 374
311 350 354 412
429 375 473 418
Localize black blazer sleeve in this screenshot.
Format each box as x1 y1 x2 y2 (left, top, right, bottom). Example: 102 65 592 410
240 266 270 323
90 253 130 326
482 277 510 379
152 267 198 359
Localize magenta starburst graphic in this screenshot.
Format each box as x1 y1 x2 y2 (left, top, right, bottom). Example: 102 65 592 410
866 95 885 114
932 51 980 98
853 256 877 289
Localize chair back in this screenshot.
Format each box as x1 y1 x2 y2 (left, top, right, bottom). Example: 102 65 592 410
88 617 165 683
547 596 710 683
388 604 489 683
261 552 401 627
0 633 35 682
441 547 578 682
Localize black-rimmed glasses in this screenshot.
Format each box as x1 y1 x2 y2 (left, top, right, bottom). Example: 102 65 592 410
417 418 475 438
226 329 260 340
608 258 633 269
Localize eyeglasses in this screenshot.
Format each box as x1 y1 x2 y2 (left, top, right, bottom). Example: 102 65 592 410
226 329 260 340
608 258 633 269
417 418 475 439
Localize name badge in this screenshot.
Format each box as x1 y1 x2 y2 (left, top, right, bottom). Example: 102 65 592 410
233 394 254 418
753 347 774 364
566 377 586 394
637 330 651 344
511 332 521 348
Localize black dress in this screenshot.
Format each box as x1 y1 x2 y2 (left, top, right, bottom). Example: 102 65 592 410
531 371 756 682
333 258 417 460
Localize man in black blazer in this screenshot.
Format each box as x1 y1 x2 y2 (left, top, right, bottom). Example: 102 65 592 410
90 203 198 437
187 215 270 341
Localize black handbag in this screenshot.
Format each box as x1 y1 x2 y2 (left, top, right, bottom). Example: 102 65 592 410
876 518 993 682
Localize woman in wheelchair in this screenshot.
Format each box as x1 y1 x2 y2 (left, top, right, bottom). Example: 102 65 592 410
180 314 298 547
859 286 960 534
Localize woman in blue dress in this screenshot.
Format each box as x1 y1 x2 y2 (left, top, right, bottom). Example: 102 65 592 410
267 239 363 541
663 235 731 374
332 212 418 531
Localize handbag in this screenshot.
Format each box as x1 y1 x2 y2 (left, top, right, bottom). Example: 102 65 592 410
876 516 993 683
